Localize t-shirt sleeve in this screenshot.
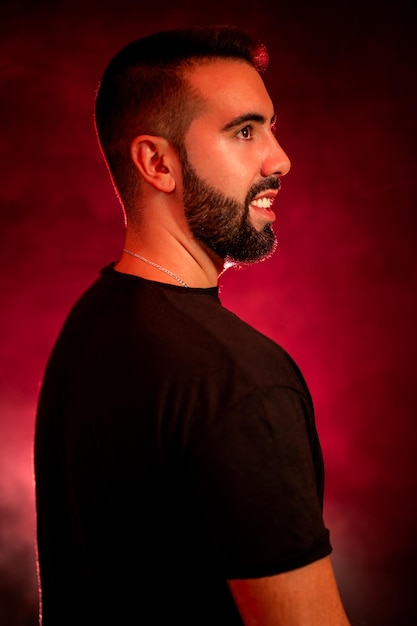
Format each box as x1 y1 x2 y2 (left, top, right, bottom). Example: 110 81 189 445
187 385 332 580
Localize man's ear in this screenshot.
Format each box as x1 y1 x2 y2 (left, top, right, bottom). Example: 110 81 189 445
130 135 177 193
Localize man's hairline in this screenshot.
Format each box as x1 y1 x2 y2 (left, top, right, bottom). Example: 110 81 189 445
174 56 261 143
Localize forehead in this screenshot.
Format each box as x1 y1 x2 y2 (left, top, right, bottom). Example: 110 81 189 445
185 59 274 121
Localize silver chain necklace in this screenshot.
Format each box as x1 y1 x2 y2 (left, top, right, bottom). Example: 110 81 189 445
123 248 189 288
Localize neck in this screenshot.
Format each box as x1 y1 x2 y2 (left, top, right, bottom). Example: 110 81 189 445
115 231 223 288
122 248 190 287
119 189 227 286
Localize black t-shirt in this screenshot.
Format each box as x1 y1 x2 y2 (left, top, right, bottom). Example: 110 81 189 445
35 265 331 625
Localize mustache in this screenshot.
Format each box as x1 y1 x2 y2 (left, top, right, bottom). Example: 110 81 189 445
246 176 281 203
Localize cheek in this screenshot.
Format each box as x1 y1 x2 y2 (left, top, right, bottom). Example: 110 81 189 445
185 132 255 199
198 154 251 198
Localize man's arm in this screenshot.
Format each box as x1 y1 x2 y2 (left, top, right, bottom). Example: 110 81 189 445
228 555 351 625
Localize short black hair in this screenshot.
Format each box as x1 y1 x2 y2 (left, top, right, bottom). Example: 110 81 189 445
95 26 268 212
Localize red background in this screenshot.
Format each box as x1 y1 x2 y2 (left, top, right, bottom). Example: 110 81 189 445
1 1 416 624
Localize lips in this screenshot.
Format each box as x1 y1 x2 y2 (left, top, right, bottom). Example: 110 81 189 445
250 188 279 210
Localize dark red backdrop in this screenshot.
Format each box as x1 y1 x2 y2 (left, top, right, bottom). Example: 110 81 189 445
1 1 416 624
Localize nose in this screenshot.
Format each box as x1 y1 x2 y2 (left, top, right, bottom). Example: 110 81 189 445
261 134 291 178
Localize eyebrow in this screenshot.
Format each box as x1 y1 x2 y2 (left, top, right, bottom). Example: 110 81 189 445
222 112 276 132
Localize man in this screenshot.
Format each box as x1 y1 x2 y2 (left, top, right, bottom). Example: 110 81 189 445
35 26 351 625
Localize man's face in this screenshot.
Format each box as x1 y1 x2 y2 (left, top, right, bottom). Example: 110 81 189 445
181 59 291 265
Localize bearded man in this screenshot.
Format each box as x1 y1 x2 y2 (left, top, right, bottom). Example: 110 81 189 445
34 26 351 626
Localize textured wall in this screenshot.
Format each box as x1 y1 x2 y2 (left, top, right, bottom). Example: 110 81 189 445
1 1 416 624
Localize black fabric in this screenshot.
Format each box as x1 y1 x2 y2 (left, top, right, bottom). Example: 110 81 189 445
35 264 332 625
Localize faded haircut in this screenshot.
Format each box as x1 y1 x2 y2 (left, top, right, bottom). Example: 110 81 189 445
94 26 269 213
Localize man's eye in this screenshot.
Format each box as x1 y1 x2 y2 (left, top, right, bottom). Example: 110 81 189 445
237 125 253 139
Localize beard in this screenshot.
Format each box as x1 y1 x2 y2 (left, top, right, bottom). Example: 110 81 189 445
179 148 279 265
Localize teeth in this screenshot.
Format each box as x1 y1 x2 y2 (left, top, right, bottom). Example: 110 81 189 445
251 197 273 209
